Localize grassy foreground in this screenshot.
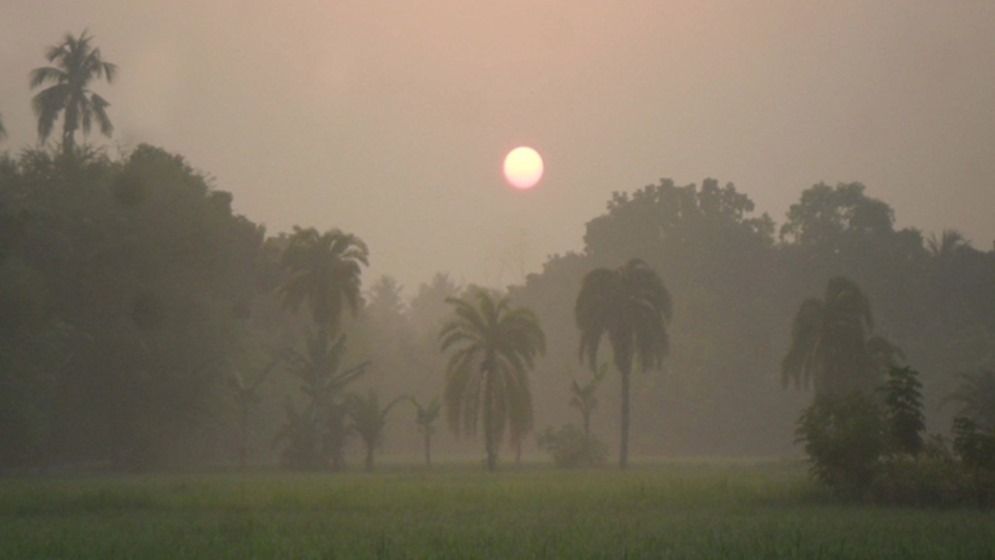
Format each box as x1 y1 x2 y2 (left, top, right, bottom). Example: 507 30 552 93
1 461 993 559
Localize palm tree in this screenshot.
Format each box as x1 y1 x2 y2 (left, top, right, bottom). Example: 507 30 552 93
439 289 545 471
30 30 117 155
945 369 995 430
280 227 368 339
575 258 672 469
410 397 441 466
346 390 407 472
570 363 609 438
926 229 968 260
782 276 898 397
278 227 369 468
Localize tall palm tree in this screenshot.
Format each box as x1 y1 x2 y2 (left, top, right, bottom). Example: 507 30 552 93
926 229 968 260
410 397 441 466
30 30 117 155
280 227 368 339
346 390 407 472
439 289 545 471
782 276 898 397
575 258 672 469
570 363 608 438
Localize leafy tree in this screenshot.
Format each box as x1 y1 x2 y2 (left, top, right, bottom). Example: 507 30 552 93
780 183 895 246
796 392 885 493
575 258 672 468
439 289 545 471
782 277 898 397
570 363 608 438
878 366 925 457
410 397 441 466
346 390 407 471
29 30 117 155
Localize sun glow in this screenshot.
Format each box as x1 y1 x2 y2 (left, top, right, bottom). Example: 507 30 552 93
503 146 544 190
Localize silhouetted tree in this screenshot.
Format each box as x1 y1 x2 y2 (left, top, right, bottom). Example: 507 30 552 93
278 227 368 468
226 351 286 469
782 277 897 397
30 30 117 155
347 389 407 472
439 289 545 471
575 258 672 469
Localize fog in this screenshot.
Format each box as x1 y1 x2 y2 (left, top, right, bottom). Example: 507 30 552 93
2 1 993 288
0 2 993 472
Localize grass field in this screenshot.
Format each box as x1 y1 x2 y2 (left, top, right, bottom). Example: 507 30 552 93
1 461 993 559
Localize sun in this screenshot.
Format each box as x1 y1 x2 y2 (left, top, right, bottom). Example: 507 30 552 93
503 146 544 190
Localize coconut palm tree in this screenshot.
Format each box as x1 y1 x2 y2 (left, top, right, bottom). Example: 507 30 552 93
782 276 898 397
926 229 969 260
29 30 117 155
439 289 545 471
575 258 672 469
346 390 408 472
570 363 608 438
280 226 368 339
410 397 441 466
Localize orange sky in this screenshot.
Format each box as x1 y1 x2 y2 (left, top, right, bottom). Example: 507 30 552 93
2 1 993 289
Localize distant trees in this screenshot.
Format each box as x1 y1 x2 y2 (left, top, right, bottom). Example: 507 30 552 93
782 277 900 397
29 31 117 155
346 390 407 472
945 370 995 430
575 258 672 469
439 289 545 471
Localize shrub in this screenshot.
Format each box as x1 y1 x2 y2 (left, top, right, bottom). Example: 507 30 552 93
796 392 885 493
537 424 607 468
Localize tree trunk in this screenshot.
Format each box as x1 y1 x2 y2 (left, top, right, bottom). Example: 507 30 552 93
424 432 432 467
619 367 630 470
364 444 374 472
483 367 497 472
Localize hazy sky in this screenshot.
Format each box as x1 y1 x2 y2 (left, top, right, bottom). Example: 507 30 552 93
2 1 993 290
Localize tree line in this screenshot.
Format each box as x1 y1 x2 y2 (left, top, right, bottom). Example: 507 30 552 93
1 31 992 477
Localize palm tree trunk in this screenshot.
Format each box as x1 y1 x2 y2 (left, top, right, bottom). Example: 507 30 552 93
619 368 630 470
424 432 432 467
364 444 374 472
483 367 497 472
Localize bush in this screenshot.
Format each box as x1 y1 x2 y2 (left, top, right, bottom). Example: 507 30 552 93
869 454 971 506
796 392 885 493
537 424 607 468
879 366 925 456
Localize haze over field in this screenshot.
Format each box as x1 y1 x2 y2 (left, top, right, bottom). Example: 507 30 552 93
2 1 994 287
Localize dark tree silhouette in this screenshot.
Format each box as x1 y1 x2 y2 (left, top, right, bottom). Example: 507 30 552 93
346 390 407 472
30 30 117 155
575 258 672 469
439 289 545 471
782 277 899 397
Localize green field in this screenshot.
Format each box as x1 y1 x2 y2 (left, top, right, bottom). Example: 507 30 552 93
1 461 993 559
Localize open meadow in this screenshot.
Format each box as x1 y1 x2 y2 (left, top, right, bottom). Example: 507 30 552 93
2 461 993 559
